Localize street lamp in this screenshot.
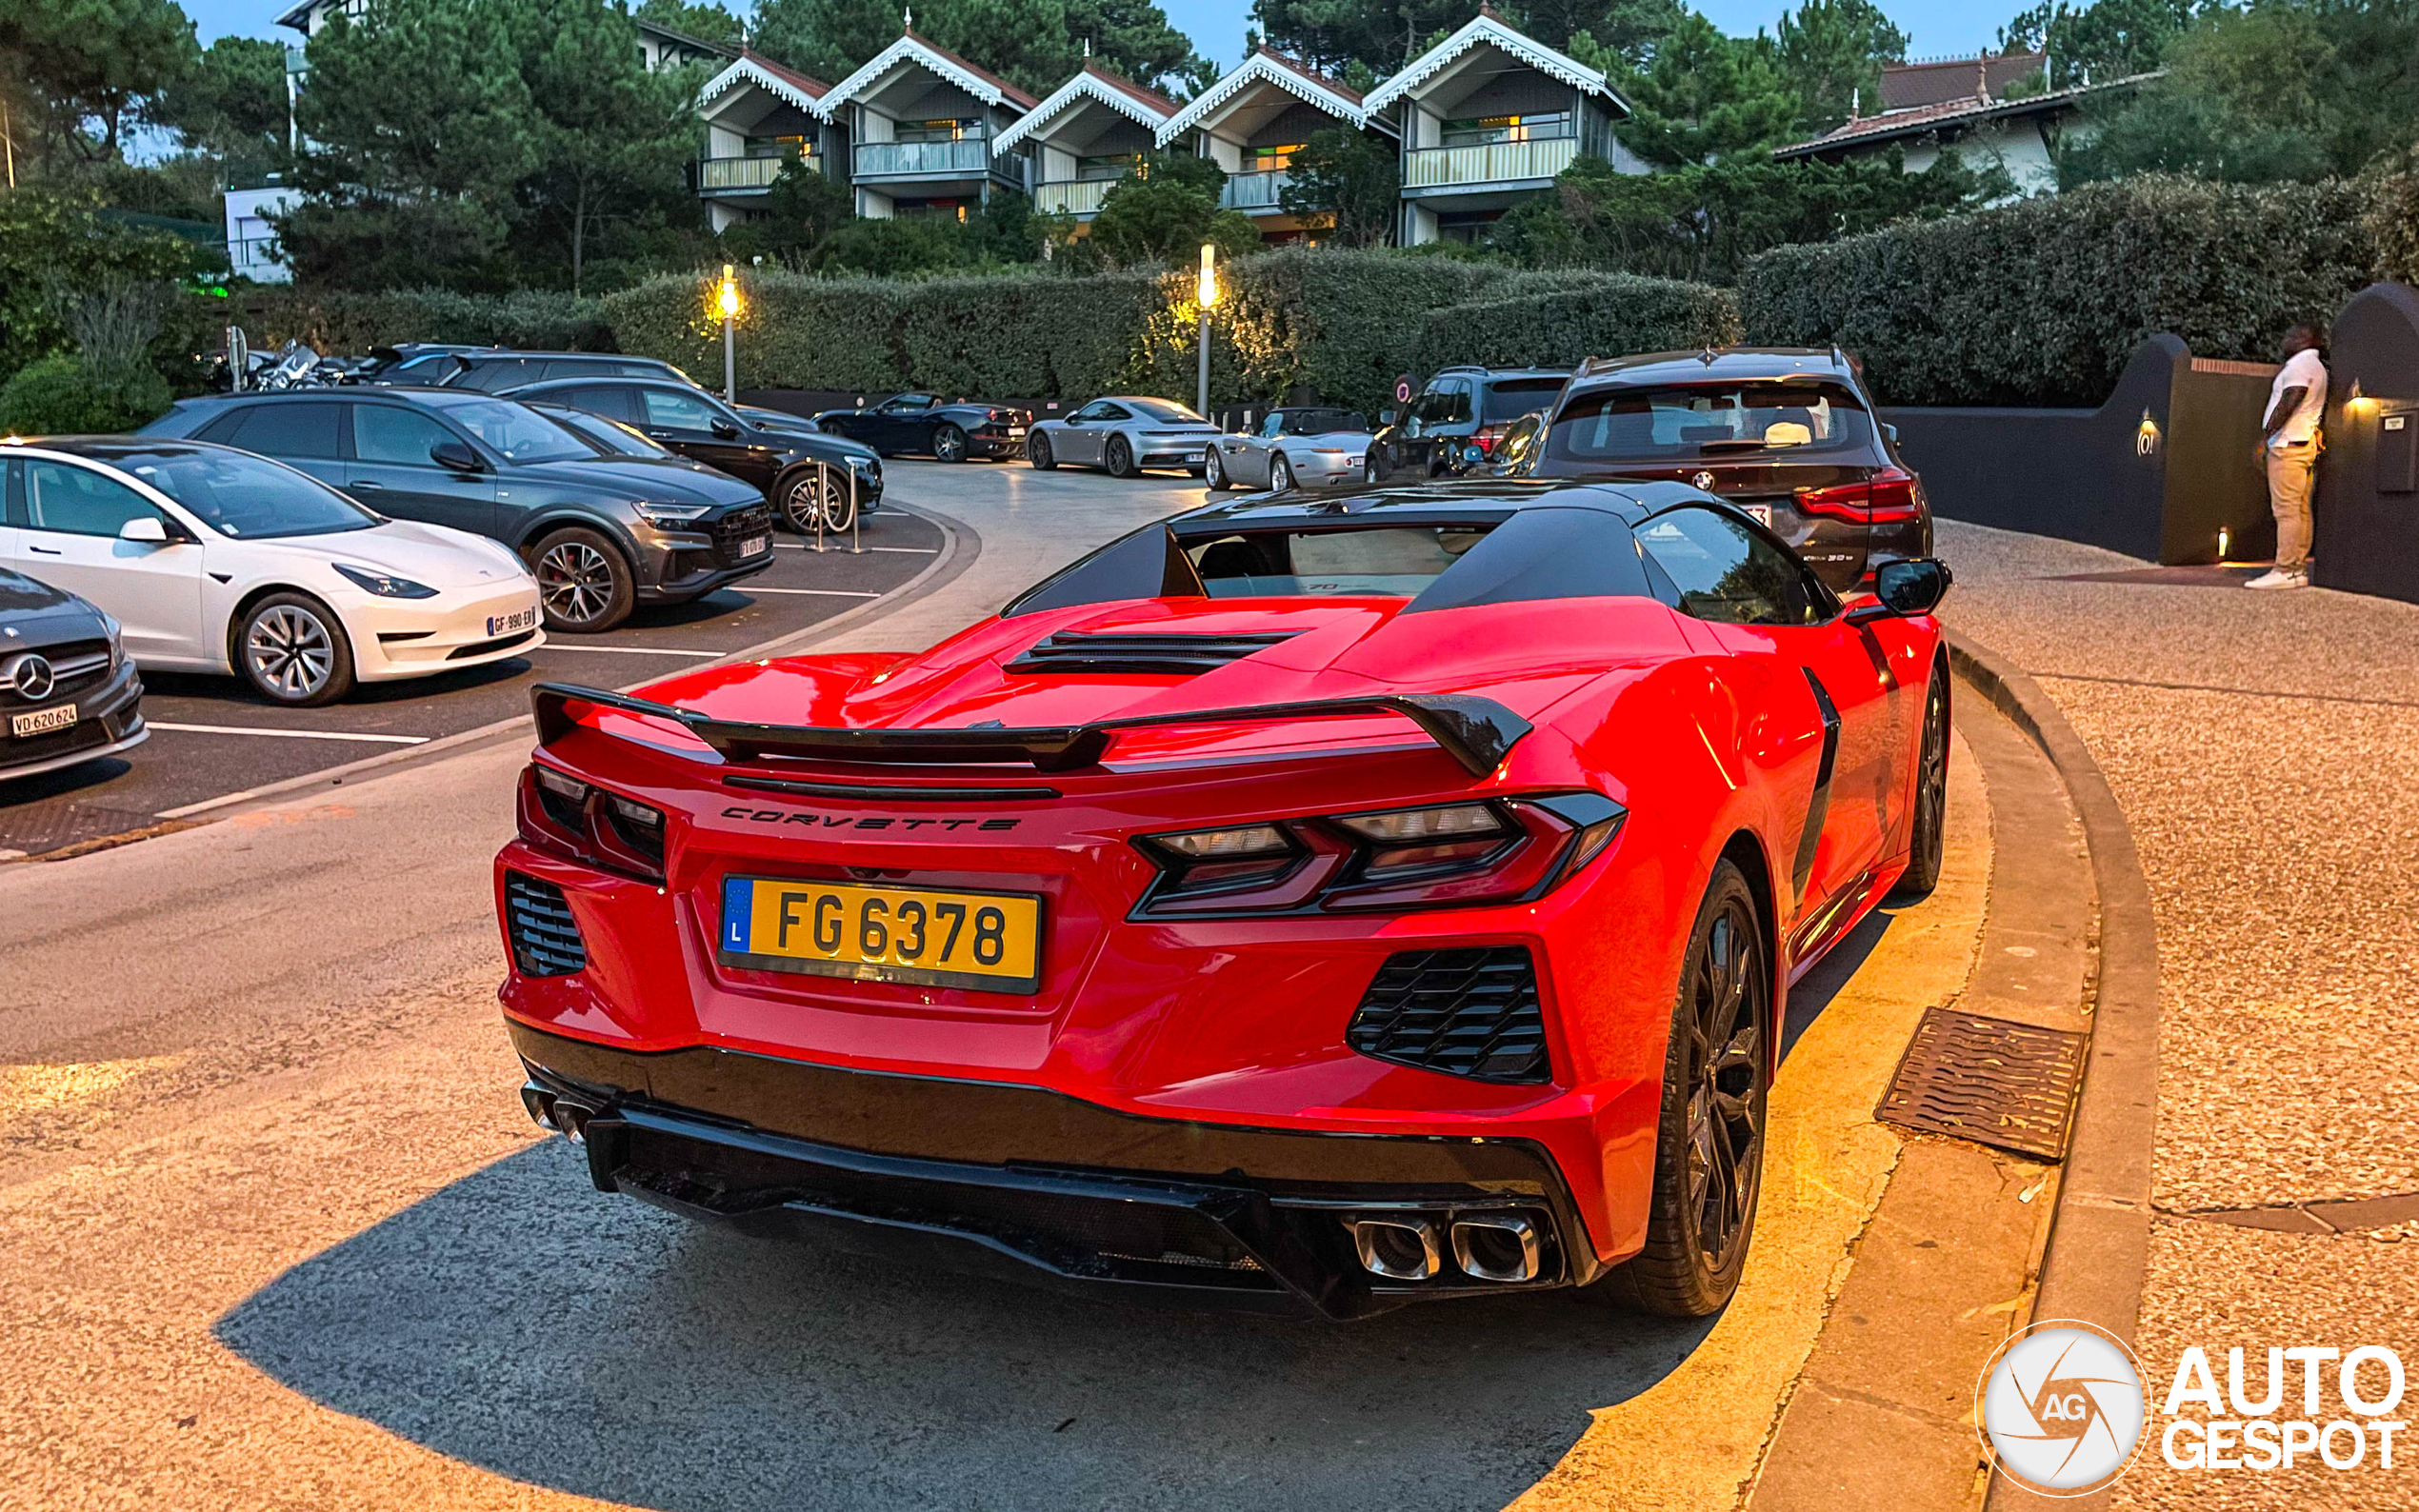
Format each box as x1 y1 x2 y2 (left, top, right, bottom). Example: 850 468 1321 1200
716 263 742 403
1196 242 1218 420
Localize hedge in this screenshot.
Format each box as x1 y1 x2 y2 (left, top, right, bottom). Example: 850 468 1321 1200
602 250 1734 413
232 287 612 353
1739 174 2379 408
1413 273 1744 373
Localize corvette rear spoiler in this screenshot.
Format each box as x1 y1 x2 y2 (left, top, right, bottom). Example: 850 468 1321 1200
530 682 1531 778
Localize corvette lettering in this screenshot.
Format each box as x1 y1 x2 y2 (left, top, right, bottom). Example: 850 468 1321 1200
720 806 1020 832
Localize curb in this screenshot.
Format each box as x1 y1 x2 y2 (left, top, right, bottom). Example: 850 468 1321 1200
129 505 972 829
1947 630 2162 1511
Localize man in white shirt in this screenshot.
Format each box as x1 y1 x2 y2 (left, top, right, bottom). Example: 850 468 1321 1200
2247 324 2329 590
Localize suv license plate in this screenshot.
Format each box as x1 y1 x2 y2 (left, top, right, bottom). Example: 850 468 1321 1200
487 607 538 637
718 875 1043 993
10 704 75 738
739 534 770 558
1743 504 1773 528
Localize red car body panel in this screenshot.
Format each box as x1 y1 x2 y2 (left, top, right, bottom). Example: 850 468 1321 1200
496 484 1943 1305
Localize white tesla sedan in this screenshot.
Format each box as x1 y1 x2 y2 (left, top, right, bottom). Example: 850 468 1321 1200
0 438 544 706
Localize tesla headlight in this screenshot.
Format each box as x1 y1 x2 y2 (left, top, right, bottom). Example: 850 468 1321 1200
332 563 438 599
631 501 712 527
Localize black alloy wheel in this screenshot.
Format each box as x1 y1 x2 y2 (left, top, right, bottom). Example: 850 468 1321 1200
932 423 969 463
1269 453 1296 492
1589 860 1769 1317
1891 660 1951 900
531 526 635 632
1202 447 1229 490
1104 434 1137 479
1027 430 1056 469
238 592 355 706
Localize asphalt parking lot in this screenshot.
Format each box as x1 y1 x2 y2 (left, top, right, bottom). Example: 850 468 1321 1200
0 503 950 860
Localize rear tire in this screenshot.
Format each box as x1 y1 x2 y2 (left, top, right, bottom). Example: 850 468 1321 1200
531 526 635 633
1269 453 1296 492
237 592 354 706
1890 660 1951 901
1585 861 1769 1317
1104 434 1137 479
1026 430 1055 469
932 423 969 463
1203 448 1229 490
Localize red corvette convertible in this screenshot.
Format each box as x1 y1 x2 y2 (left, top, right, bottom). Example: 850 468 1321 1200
496 480 1951 1321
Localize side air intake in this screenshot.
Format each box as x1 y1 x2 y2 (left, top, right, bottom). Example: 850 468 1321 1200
1005 630 1301 677
505 871 587 977
1346 946 1549 1084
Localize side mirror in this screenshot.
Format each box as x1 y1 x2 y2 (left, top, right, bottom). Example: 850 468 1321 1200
430 440 483 472
118 515 170 544
710 419 742 439
1866 557 1952 618
1883 422 1901 445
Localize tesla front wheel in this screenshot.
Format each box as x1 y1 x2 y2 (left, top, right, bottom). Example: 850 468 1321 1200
1202 448 1229 490
239 592 355 706
1891 659 1951 901
932 424 968 463
1027 431 1055 470
532 527 635 633
1588 860 1769 1317
1104 435 1137 479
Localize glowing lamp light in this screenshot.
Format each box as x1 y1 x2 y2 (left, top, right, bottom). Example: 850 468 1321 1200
1197 243 1219 308
2217 526 2231 559
716 263 741 321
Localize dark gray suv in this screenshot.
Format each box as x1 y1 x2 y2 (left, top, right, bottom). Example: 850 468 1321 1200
0 567 146 784
138 389 773 632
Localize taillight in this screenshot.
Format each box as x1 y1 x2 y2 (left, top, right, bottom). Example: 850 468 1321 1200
1470 423 1509 454
517 764 666 882
1795 468 1922 524
1133 793 1624 918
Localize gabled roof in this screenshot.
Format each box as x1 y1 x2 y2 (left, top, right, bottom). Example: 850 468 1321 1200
1360 10 1629 115
995 62 1180 155
1155 46 1372 149
1774 72 2160 158
636 16 741 61
698 50 835 118
1881 52 2045 112
823 30 1041 115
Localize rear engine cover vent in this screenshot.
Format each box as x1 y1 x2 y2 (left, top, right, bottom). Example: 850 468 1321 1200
1348 946 1549 1084
505 871 587 977
1007 630 1300 677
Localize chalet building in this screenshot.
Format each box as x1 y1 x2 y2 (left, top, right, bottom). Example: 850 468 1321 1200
994 62 1181 224
820 32 1038 221
693 51 841 233
1362 10 1642 247
1774 52 2159 195
1155 47 1390 241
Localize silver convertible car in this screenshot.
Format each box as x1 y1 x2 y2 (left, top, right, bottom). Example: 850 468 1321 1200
1025 397 1220 478
1203 407 1373 492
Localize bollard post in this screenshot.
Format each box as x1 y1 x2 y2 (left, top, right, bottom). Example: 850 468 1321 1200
850 461 861 554
813 459 827 553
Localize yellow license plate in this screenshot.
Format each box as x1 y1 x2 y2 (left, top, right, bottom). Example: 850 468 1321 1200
717 875 1043 993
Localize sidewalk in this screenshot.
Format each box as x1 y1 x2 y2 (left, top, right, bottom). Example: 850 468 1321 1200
1938 520 2419 1512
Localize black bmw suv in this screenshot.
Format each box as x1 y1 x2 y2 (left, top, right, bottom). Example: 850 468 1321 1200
139 388 773 632
1365 366 1572 483
1510 348 1930 591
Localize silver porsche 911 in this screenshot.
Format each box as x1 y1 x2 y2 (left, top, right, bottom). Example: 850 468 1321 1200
1025 396 1221 479
1203 407 1373 492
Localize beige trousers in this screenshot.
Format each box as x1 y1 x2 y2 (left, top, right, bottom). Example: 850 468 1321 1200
2266 439 2318 570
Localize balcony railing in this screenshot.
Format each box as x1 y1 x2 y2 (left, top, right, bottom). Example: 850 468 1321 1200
1219 169 1291 212
693 156 796 192
1033 178 1117 216
1405 134 1576 189
853 138 994 178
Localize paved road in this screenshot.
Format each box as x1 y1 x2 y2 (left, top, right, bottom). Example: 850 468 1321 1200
0 463 2002 1510
1939 522 2419 1512
0 510 946 859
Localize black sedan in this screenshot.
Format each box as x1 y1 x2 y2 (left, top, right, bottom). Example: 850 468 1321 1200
0 568 146 785
505 377 883 534
811 392 1028 463
137 388 774 633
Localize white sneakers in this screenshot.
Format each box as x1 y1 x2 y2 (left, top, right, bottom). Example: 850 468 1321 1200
2245 567 2309 590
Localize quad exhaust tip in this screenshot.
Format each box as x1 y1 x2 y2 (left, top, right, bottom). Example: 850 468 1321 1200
1451 1214 1541 1283
519 1081 594 1145
1350 1217 1443 1281
1349 1212 1544 1283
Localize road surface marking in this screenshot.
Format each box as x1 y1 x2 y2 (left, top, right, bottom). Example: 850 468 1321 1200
149 723 428 746
538 645 722 657
745 587 883 597
775 543 939 553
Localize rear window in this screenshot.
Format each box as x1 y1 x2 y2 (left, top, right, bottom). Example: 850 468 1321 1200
1130 399 1207 425
1481 377 1568 423
1546 380 1875 462
1186 526 1490 597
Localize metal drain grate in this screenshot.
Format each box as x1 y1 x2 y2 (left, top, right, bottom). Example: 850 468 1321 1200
1876 1007 2086 1161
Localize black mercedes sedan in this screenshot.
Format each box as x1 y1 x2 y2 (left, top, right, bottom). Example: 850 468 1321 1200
0 568 146 785
137 388 774 633
503 377 883 534
1509 348 1930 591
811 392 1028 463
